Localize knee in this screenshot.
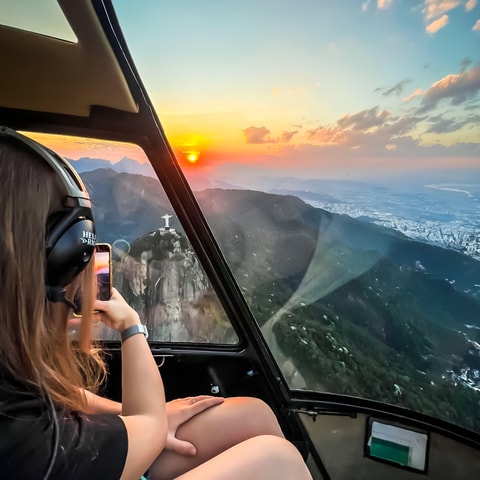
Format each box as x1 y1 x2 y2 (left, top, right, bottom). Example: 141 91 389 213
238 397 284 437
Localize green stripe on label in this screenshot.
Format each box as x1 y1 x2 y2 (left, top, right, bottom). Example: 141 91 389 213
370 437 410 466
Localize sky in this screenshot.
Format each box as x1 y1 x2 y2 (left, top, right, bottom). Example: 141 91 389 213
5 0 480 180
110 0 480 180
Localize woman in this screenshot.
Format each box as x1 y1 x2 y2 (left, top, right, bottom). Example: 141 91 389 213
0 128 313 480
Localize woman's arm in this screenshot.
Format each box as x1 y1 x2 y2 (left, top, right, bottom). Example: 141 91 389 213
95 288 168 480
82 389 122 415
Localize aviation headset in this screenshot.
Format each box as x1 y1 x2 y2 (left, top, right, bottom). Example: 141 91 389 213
0 126 96 301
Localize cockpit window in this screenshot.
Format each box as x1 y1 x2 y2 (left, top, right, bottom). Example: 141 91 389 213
112 1 480 432
29 133 238 345
0 0 77 42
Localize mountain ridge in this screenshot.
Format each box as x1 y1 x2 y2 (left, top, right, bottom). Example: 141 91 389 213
81 168 480 431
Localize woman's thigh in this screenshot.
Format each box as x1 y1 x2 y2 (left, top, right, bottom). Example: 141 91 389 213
174 435 312 480
149 396 284 480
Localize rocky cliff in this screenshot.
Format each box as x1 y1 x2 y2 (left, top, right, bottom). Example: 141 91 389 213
111 228 236 344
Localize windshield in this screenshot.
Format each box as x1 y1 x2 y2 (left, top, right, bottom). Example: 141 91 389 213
30 132 238 345
0 0 76 41
113 1 480 433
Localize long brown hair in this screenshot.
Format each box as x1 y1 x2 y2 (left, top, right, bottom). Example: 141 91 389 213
0 136 106 411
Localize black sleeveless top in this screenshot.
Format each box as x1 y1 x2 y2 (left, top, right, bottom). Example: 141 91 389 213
0 376 128 480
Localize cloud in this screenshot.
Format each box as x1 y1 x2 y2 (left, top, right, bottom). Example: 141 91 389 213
337 107 392 130
243 126 272 144
422 0 460 21
237 108 480 177
268 134 480 180
474 19 480 30
404 88 423 102
272 87 282 95
382 79 412 97
306 108 420 152
460 58 473 73
362 0 371 12
363 0 395 12
243 126 297 144
281 131 298 143
419 64 480 112
426 14 449 33
306 125 348 144
466 0 477 11
425 114 480 133
377 0 395 8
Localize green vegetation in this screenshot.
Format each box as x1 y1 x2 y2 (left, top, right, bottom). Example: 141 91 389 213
250 264 480 433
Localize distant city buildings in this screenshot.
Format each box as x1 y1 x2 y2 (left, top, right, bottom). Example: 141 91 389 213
306 200 480 261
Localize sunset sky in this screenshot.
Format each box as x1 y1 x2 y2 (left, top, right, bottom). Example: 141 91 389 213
112 0 480 179
6 0 480 180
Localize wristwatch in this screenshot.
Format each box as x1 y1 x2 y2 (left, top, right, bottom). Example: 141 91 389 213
121 324 149 343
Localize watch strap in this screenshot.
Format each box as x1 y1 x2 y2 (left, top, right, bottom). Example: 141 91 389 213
121 324 149 343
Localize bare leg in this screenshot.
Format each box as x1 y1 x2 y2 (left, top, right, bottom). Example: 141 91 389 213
174 435 313 480
149 397 295 480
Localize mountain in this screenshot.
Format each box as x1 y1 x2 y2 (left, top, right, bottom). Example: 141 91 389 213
80 169 175 244
82 169 480 431
70 156 156 177
194 188 480 301
81 168 480 327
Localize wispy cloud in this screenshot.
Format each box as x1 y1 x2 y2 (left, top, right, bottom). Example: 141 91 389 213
404 88 423 102
466 0 477 11
243 126 297 144
422 0 460 21
377 0 395 9
382 79 412 96
425 113 480 133
426 14 449 33
243 126 272 144
419 64 480 112
460 58 473 73
473 19 480 30
337 107 392 130
362 0 395 12
281 131 298 142
305 108 420 151
366 0 469 35
420 0 470 34
306 125 347 144
362 0 371 12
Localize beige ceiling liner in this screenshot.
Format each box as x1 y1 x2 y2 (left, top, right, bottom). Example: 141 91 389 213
0 0 138 117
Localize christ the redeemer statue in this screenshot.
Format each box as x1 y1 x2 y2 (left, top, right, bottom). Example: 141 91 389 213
162 213 173 229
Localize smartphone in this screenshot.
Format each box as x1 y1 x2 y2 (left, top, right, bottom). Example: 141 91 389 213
73 243 112 315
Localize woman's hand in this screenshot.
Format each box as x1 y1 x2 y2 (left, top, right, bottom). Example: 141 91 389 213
94 287 140 332
165 396 224 456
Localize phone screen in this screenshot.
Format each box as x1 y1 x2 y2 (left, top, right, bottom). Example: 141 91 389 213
73 243 112 315
94 247 112 301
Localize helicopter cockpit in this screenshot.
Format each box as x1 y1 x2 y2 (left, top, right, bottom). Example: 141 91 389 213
0 1 479 478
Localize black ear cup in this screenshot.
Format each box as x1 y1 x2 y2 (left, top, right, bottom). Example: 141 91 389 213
46 217 96 287
0 126 96 293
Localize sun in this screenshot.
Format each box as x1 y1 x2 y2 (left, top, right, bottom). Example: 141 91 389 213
185 151 200 163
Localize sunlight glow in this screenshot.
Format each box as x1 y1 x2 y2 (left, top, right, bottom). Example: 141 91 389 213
186 151 200 163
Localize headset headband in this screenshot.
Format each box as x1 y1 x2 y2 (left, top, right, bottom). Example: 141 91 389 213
0 126 96 297
0 126 92 214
